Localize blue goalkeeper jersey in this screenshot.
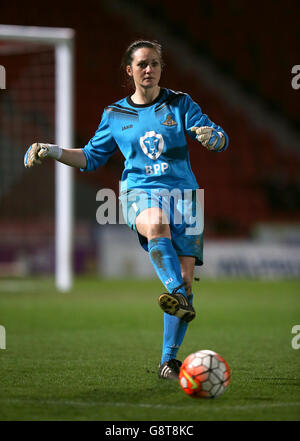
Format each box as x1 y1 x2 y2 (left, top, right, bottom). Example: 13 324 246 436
81 88 229 192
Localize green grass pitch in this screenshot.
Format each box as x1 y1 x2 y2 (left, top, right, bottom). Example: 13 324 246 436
0 277 299 421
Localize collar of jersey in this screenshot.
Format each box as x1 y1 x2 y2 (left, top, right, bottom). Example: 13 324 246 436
126 87 166 108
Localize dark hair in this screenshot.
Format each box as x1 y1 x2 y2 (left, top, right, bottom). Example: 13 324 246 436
121 39 164 72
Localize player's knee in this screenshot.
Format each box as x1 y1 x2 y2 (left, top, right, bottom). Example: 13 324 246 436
136 208 171 240
147 222 170 240
145 210 171 239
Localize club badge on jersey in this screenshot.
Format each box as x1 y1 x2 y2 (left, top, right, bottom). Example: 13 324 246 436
161 114 177 127
139 131 164 160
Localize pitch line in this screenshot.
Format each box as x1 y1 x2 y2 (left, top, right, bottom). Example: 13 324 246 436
0 280 46 292
0 397 299 412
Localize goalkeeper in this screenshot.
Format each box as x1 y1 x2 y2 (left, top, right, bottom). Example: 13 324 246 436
24 40 229 380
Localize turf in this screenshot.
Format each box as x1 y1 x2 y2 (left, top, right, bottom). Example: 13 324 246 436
0 277 299 421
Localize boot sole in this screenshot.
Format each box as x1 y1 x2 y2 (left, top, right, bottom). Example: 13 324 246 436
158 293 196 322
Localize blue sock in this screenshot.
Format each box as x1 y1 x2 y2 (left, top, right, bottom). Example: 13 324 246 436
147 237 189 365
161 294 194 364
161 313 181 364
148 237 187 296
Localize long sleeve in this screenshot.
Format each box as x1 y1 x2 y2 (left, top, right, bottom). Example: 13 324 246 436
81 110 118 172
183 94 229 152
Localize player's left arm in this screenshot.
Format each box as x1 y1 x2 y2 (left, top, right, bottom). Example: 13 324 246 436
191 125 227 152
183 94 229 152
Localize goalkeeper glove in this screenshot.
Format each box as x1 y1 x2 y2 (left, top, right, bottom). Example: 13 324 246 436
191 126 226 151
24 143 62 168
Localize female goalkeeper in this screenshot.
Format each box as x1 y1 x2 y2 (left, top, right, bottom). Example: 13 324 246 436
24 40 229 380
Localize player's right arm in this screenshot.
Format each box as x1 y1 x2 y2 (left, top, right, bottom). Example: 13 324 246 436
24 110 117 170
24 143 87 169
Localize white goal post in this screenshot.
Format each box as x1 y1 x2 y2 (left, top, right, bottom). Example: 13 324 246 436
0 25 75 292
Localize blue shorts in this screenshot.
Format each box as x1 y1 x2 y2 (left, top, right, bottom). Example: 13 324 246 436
119 188 203 266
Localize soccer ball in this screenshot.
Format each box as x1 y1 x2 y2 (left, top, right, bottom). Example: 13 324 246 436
179 349 230 398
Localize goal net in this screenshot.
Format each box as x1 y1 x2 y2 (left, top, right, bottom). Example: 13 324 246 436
0 25 74 291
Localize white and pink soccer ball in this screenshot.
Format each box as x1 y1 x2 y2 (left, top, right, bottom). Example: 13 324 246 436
179 350 231 398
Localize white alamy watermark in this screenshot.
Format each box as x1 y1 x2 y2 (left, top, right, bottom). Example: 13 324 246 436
0 65 6 89
291 65 300 90
291 325 300 350
0 325 6 349
96 186 204 235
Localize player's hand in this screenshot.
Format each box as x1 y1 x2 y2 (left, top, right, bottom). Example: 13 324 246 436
191 126 225 151
24 143 62 168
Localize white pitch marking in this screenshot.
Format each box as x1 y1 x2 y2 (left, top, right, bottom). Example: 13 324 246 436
0 280 50 292
0 398 299 412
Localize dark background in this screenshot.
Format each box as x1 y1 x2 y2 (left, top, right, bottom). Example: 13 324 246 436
0 0 299 275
